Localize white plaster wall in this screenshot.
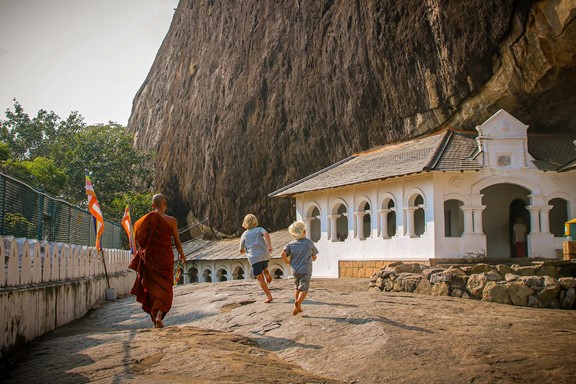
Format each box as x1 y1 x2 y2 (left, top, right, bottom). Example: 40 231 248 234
186 259 289 283
296 175 436 278
292 167 576 275
1 271 134 359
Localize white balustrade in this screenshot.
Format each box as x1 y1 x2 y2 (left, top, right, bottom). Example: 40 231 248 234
0 236 132 288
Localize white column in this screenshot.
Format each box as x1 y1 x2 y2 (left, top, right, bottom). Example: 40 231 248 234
378 209 390 239
473 206 485 235
540 205 553 234
355 212 365 239
404 207 416 237
460 207 474 235
328 215 339 241
527 206 541 233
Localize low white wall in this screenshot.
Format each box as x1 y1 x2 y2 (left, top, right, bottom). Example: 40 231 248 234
0 236 134 360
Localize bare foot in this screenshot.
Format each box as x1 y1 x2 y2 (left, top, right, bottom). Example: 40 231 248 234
264 297 273 303
292 305 303 315
155 311 164 328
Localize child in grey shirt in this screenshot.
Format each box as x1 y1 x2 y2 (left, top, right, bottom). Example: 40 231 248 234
281 221 318 315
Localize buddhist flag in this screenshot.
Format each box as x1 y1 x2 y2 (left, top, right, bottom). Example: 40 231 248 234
121 205 135 254
85 173 105 250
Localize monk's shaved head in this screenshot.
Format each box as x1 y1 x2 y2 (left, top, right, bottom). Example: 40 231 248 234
152 194 166 207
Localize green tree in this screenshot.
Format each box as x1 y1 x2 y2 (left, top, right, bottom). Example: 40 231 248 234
0 141 10 161
20 157 67 195
111 192 154 223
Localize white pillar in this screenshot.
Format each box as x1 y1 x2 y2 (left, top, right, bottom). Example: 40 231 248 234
527 206 541 233
378 209 390 239
328 215 339 241
404 207 416 237
540 205 553 234
461 207 474 235
355 212 365 239
473 206 485 235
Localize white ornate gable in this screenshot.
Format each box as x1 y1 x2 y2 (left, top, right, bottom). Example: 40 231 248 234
475 109 536 169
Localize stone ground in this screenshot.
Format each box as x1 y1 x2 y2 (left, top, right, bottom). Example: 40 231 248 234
3 278 576 384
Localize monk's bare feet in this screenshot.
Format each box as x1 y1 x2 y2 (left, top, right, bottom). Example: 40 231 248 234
264 297 273 303
155 311 164 328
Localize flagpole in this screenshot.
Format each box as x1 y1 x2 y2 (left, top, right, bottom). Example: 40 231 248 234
99 249 111 289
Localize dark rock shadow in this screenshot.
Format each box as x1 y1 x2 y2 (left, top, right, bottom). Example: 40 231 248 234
250 334 323 352
301 315 434 334
303 300 359 308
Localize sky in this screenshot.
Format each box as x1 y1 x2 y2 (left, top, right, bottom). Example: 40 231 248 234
0 0 179 126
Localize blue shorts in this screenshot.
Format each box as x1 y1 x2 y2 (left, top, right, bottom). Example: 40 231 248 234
251 260 269 276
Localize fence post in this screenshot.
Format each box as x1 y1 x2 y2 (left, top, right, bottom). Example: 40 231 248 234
51 243 59 282
60 244 68 280
20 240 32 285
32 242 42 283
0 236 4 287
7 239 19 286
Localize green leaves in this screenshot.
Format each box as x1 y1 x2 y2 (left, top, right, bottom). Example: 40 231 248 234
1 101 152 222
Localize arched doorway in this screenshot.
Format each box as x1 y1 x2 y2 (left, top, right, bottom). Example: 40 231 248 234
481 183 530 258
271 267 284 279
509 199 530 257
309 206 321 242
202 268 212 282
232 266 245 280
217 268 228 282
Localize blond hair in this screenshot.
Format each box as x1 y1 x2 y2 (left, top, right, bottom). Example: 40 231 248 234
242 214 259 229
288 221 306 239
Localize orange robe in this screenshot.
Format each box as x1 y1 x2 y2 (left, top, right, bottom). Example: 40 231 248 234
129 211 175 322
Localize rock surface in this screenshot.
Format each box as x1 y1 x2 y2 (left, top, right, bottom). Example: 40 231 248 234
127 1 576 233
4 279 576 383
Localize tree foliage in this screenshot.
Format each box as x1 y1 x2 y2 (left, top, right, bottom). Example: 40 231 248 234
1 101 152 222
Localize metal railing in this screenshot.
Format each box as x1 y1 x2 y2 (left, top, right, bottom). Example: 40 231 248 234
0 173 124 249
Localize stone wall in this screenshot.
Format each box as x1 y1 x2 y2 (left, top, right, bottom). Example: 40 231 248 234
369 261 576 310
339 260 424 278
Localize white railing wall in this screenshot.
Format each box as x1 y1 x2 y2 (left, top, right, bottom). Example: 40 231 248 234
0 236 135 360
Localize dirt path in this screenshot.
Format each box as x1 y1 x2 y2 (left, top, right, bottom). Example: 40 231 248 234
3 278 576 383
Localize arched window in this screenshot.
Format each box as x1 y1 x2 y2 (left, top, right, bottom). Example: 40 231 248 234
549 198 568 237
414 194 425 236
232 266 245 280
336 204 348 241
203 269 212 283
309 206 321 242
271 267 284 279
444 199 464 237
358 201 371 239
217 268 228 282
386 200 397 237
188 267 198 283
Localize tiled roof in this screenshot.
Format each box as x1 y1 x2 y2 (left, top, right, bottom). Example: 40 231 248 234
269 129 576 198
528 135 576 171
176 230 293 261
270 130 450 197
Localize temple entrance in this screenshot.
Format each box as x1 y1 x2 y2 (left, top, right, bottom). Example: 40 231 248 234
481 183 530 258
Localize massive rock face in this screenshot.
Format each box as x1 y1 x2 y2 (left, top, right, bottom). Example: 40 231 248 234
127 0 576 235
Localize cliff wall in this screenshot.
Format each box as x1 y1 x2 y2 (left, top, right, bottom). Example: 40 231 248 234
128 0 576 234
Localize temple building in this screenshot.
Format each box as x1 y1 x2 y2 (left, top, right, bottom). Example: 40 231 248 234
269 110 576 278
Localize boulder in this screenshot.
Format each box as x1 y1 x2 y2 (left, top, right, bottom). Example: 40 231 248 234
401 276 421 292
411 263 423 274
450 289 463 298
385 279 394 292
560 288 576 309
537 284 562 308
467 273 489 298
414 279 432 295
496 264 515 277
535 265 558 278
446 266 467 276
394 264 414 274
559 277 576 289
471 263 496 274
482 282 511 305
431 282 450 296
506 282 534 307
527 295 544 308
513 266 536 276
485 270 504 281
422 268 445 280
505 273 520 282
519 276 544 288
543 276 558 287
375 277 385 290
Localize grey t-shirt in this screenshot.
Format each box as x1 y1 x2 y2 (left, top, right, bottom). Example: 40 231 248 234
239 227 270 265
283 238 318 275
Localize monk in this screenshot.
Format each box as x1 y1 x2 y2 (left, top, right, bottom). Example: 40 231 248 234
129 194 185 328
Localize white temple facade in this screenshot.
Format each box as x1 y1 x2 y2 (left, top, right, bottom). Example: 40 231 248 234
270 110 576 278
